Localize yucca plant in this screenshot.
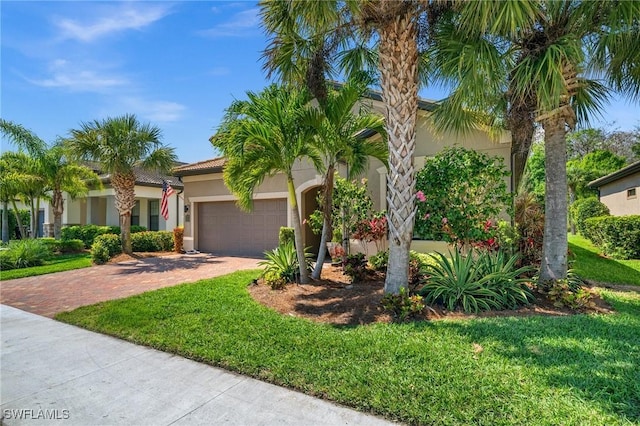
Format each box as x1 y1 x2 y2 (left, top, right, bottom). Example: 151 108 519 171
259 241 313 285
420 249 534 313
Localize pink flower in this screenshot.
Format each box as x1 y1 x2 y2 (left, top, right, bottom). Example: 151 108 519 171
416 191 426 202
423 213 431 220
442 217 448 224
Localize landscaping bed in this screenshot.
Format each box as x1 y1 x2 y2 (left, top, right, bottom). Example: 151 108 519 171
249 265 614 326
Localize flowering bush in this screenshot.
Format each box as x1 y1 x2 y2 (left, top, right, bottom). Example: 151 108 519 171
414 147 512 248
351 213 387 254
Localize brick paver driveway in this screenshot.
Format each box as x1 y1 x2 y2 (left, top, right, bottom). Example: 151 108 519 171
0 254 260 318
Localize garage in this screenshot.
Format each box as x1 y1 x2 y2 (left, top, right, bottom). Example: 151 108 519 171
197 199 287 256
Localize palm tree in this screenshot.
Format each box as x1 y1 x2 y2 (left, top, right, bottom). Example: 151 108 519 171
1 119 101 239
260 0 446 294
0 152 37 242
428 0 640 283
40 143 101 239
212 84 322 284
309 80 387 279
67 114 177 254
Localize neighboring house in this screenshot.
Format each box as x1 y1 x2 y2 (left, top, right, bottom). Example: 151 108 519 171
39 166 185 236
588 161 640 216
174 92 513 257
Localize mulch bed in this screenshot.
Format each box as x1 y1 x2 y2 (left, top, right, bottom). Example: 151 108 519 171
249 265 615 326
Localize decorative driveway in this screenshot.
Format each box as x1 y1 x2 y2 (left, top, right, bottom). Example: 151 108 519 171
0 254 260 318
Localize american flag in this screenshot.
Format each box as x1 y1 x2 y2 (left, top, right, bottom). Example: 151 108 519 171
161 180 175 220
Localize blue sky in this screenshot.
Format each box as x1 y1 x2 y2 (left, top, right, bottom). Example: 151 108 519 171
2 1 639 164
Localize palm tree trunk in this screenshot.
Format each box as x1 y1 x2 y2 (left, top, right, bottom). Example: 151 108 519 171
312 165 335 280
2 200 9 243
11 200 25 239
112 172 137 255
540 115 568 283
378 9 419 294
52 189 64 239
288 176 309 283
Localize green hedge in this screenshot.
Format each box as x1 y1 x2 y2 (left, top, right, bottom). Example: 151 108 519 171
40 238 85 253
570 197 610 235
583 215 640 260
131 231 174 252
62 225 147 248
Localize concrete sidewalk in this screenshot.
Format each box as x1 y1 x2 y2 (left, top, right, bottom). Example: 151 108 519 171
1 305 395 425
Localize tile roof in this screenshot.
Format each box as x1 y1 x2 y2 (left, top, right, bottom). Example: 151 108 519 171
91 162 184 189
172 157 226 176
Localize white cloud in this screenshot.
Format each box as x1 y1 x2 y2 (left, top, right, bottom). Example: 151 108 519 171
121 97 186 123
54 3 172 42
26 59 127 92
198 8 260 38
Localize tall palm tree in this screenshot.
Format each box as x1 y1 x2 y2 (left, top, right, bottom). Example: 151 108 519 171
67 114 177 254
260 0 445 293
429 0 640 283
0 152 37 242
1 119 101 239
40 143 101 239
212 84 322 284
309 80 387 279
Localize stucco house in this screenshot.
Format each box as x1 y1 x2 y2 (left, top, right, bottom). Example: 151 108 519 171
174 92 513 257
39 166 184 237
588 160 640 216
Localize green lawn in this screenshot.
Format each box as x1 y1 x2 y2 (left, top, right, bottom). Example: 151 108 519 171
0 253 92 280
569 234 640 286
58 270 640 425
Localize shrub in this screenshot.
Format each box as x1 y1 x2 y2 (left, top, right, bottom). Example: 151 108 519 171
130 225 147 233
60 239 85 253
259 241 312 285
583 215 640 259
515 192 545 269
570 197 610 236
343 253 367 283
0 250 15 270
62 225 115 248
40 238 85 253
414 146 512 246
381 288 425 322
1 239 52 270
131 231 174 252
173 227 184 253
419 249 533 313
91 241 111 265
369 250 388 271
278 227 295 246
545 279 595 310
93 234 122 257
0 209 30 239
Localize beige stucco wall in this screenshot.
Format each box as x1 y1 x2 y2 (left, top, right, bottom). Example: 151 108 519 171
180 106 513 253
598 172 640 216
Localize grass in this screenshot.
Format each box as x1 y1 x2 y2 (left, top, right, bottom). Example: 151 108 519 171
0 253 92 280
569 234 640 286
58 270 640 425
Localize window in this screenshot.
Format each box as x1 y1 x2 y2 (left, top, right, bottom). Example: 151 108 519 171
628 188 637 199
131 200 140 226
149 200 159 231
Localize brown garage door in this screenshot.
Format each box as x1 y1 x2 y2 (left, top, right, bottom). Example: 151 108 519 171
198 199 287 256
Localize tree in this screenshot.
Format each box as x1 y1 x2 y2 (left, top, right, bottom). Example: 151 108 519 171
0 152 37 242
260 0 449 294
429 0 640 283
309 80 387 279
67 114 177 254
211 85 322 284
1 119 100 239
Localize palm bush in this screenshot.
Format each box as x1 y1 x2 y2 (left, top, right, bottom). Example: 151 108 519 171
0 239 52 270
259 241 312 287
420 249 534 313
